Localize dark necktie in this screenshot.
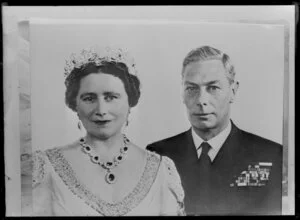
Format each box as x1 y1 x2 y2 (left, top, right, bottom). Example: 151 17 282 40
196 142 212 214
197 142 211 167
197 142 212 187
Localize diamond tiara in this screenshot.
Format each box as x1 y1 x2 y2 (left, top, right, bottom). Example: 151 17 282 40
64 46 138 78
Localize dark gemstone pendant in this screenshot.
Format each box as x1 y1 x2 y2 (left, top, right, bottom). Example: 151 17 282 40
105 172 116 184
105 162 113 168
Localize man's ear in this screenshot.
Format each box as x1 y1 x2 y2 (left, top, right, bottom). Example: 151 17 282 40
181 82 185 104
230 81 239 103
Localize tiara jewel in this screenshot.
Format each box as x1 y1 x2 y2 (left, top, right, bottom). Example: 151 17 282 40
64 46 138 78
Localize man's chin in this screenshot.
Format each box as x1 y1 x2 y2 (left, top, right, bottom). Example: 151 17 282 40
193 122 215 131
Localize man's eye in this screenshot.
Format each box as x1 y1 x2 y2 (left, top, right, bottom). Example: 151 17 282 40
207 86 219 92
186 87 197 92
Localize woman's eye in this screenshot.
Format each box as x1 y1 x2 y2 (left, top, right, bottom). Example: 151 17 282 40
105 95 117 101
83 96 95 102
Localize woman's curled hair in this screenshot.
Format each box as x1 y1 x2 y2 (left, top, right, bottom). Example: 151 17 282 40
65 61 141 112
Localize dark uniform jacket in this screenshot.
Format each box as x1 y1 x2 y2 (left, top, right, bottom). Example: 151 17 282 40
146 121 282 215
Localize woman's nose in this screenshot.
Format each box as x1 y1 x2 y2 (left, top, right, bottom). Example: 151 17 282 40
95 99 108 116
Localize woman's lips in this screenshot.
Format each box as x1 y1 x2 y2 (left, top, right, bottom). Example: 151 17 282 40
93 120 111 125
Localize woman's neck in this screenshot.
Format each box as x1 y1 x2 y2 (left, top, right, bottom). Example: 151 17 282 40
84 133 124 158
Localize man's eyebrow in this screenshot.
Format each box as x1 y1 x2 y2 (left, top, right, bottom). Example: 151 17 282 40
184 80 221 86
205 80 221 85
184 81 198 86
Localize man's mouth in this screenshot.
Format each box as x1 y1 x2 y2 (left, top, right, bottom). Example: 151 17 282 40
194 113 211 116
193 113 213 119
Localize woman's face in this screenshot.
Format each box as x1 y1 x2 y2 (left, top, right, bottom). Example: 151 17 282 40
76 73 130 140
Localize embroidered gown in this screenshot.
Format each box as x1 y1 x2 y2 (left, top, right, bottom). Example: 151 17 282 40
32 147 185 216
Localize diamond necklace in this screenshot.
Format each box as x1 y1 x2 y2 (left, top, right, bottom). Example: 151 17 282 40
79 135 129 184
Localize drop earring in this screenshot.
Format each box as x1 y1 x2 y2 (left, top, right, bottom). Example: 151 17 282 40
126 109 131 127
77 112 82 130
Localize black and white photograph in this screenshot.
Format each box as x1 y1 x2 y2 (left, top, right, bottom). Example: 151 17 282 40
3 6 295 216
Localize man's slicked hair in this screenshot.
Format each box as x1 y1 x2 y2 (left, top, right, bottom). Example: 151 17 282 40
182 46 236 84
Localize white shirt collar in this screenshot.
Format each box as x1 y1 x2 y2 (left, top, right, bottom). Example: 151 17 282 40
191 121 232 162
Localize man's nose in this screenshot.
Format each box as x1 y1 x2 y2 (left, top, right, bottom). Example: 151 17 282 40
197 88 209 106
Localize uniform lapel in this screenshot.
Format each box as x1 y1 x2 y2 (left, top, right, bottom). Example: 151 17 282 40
171 129 199 189
179 128 199 163
212 121 244 166
209 121 248 193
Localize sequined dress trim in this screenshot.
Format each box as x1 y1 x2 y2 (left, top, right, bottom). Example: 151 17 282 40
45 148 161 216
32 150 46 188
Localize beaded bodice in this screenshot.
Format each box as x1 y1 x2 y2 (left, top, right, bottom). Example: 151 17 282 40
32 147 185 216
34 148 161 216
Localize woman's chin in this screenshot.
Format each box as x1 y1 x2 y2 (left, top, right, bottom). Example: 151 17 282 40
87 130 120 140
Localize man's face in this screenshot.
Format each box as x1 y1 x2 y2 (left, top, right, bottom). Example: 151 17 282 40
182 59 238 135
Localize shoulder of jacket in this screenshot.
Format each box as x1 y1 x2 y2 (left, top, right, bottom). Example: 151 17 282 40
241 130 282 147
238 130 283 160
147 130 189 150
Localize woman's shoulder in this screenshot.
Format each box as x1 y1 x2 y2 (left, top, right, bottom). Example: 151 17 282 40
32 140 81 186
56 140 82 153
33 140 78 155
143 149 182 191
32 149 51 187
160 156 185 202
143 149 176 170
160 156 180 182
41 141 83 160
146 153 185 215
